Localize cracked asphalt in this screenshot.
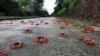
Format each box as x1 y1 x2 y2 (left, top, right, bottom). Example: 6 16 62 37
0 17 100 56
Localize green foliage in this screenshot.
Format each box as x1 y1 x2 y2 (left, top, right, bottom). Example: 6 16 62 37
0 0 23 16
75 20 88 28
0 0 48 16
18 0 28 6
56 8 66 15
69 19 88 28
16 0 48 16
0 12 5 16
53 0 79 15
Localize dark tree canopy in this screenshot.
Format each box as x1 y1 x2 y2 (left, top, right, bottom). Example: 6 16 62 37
0 0 49 16
0 0 22 16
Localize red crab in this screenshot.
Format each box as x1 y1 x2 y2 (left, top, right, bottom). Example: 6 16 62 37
9 41 24 49
0 51 8 56
80 36 96 46
60 26 65 29
36 23 39 25
63 19 68 25
23 28 32 34
20 20 25 24
59 32 68 37
86 39 96 46
28 20 34 25
80 36 85 40
30 21 34 25
45 22 48 24
32 36 48 43
40 20 43 23
80 36 87 41
81 26 93 32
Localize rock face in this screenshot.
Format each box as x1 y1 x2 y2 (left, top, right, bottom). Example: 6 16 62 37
67 0 100 18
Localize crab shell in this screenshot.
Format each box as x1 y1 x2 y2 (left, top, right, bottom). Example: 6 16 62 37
80 36 87 40
82 27 93 32
30 21 34 25
80 36 90 42
20 20 25 24
63 19 68 25
86 39 96 46
80 36 96 46
32 36 48 43
45 22 48 24
36 23 39 25
0 51 8 56
59 32 67 37
23 29 32 34
9 42 24 49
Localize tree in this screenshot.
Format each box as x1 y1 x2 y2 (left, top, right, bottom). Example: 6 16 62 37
0 0 23 16
53 0 79 15
0 0 49 16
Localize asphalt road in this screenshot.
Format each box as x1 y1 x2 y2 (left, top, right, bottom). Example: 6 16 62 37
0 17 100 56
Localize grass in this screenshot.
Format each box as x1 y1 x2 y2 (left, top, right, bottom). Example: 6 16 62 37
68 18 89 28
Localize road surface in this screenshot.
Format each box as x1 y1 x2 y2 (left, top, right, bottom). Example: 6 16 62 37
0 17 100 56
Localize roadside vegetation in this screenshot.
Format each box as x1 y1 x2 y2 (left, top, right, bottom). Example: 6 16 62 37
53 0 100 29
0 0 49 16
69 18 89 28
